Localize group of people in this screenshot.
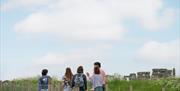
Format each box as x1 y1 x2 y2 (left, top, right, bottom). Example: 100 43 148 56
38 62 107 91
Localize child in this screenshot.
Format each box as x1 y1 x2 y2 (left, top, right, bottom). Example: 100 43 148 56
62 67 73 91
90 67 103 91
38 69 51 91
72 66 87 91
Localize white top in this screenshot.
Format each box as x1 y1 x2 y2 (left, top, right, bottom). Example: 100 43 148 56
90 74 103 89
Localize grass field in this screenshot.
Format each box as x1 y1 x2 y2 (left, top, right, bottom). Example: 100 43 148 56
1 77 180 91
107 78 180 91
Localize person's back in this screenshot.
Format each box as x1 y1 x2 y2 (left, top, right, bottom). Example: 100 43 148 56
91 74 103 89
63 67 73 91
39 75 50 90
38 69 51 91
100 68 106 85
94 62 107 91
63 75 72 91
74 73 85 87
72 66 87 91
90 67 103 91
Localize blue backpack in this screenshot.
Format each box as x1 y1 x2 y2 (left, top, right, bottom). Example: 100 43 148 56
74 74 84 87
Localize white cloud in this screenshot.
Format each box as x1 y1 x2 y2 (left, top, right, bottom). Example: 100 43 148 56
140 9 177 30
34 45 111 65
14 11 124 41
1 0 179 79
11 0 178 41
0 0 52 11
7 45 110 80
136 39 180 63
135 39 180 76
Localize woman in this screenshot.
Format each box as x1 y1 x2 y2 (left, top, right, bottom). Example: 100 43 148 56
90 67 103 91
72 66 87 91
62 67 73 91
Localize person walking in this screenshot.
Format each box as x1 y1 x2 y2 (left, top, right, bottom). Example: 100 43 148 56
62 67 73 91
72 66 87 91
87 62 107 91
38 69 51 91
89 67 103 91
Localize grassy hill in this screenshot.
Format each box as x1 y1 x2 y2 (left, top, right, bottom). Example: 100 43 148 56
1 77 180 91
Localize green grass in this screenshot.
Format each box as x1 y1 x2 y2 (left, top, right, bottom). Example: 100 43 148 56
1 77 180 91
108 78 180 91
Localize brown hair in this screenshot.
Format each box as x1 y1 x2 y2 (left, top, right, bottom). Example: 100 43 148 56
94 67 100 74
65 67 73 81
77 66 84 73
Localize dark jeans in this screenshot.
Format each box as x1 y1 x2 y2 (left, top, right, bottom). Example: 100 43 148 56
79 87 85 91
102 84 106 91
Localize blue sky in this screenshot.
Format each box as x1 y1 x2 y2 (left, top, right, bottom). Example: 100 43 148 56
0 0 180 80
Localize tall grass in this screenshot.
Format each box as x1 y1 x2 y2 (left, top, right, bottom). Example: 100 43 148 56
108 78 180 91
1 77 180 91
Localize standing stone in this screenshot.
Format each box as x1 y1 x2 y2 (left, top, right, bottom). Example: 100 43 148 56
173 68 176 77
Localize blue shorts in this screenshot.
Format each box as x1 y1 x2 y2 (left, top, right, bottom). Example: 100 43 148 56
41 89 48 91
95 86 103 91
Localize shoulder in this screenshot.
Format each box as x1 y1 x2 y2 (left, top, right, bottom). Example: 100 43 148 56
90 74 95 78
100 69 106 74
73 74 77 78
100 69 105 72
45 76 51 80
82 74 87 78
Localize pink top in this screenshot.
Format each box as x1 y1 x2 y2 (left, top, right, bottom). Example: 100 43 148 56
100 68 106 84
90 68 106 84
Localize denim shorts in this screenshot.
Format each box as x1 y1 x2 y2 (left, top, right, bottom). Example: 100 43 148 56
95 86 103 91
41 89 48 91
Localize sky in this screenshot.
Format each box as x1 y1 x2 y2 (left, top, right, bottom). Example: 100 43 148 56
0 0 180 80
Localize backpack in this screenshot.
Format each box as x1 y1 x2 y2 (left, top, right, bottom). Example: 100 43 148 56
74 74 84 87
